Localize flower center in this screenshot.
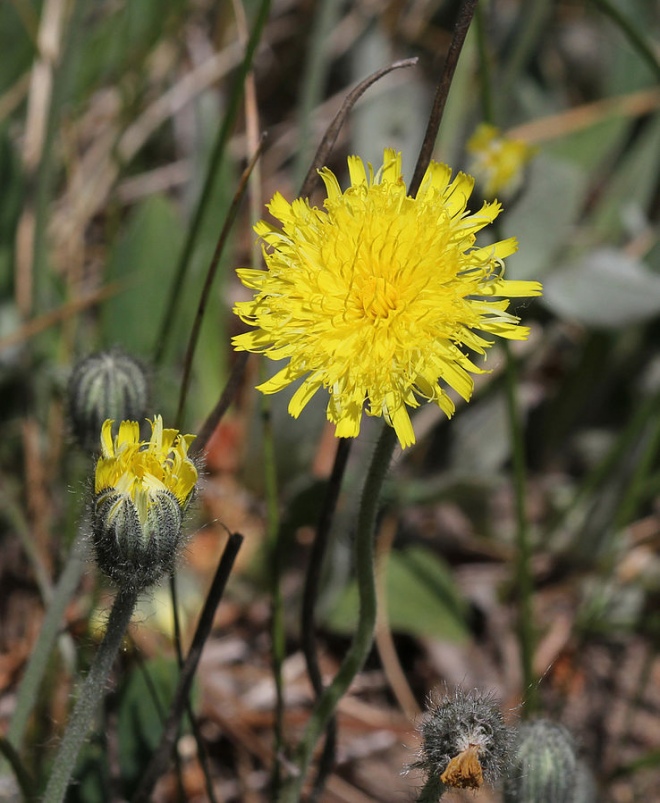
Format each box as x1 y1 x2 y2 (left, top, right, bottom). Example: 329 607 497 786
358 275 399 321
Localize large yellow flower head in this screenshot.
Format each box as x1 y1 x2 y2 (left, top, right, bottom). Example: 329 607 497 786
93 416 197 589
232 149 542 448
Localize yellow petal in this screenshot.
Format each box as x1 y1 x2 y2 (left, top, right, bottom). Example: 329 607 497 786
100 419 115 457
288 375 323 417
347 155 367 187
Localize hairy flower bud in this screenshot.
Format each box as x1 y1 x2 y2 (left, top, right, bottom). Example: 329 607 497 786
412 689 514 801
91 416 197 592
503 720 578 803
68 350 149 450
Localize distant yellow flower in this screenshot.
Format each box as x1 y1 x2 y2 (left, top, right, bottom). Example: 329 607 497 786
232 150 542 448
467 123 535 198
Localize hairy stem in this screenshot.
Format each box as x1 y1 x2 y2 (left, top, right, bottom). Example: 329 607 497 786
280 424 397 802
43 587 139 803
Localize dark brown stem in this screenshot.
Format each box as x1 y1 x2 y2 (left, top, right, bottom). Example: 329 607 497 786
409 0 480 197
190 351 250 460
176 137 266 429
299 58 418 199
300 438 352 799
132 532 244 803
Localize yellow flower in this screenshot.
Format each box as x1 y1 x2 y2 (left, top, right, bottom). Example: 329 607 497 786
92 416 197 589
95 416 197 521
232 150 541 448
467 123 535 198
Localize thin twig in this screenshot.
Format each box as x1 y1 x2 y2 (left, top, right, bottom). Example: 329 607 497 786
190 351 250 459
593 0 660 82
262 391 285 796
154 0 272 365
279 426 397 802
301 438 352 801
409 0 479 198
175 136 266 428
133 532 244 803
0 736 35 800
0 282 123 354
375 514 421 721
299 58 418 199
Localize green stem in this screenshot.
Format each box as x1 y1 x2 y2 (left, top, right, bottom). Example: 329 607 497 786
7 534 85 754
499 0 553 105
503 343 537 712
417 775 447 802
294 0 343 189
280 424 397 802
593 0 660 81
301 438 352 801
175 139 265 428
260 389 284 796
153 0 271 366
474 11 537 712
43 587 139 803
0 736 35 800
31 0 84 312
544 389 657 545
474 3 495 125
613 399 660 530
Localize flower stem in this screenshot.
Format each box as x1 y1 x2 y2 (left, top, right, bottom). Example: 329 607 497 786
499 0 553 104
474 13 537 712
417 776 447 802
503 343 537 712
410 0 479 196
43 587 139 803
7 533 85 755
280 424 397 802
301 437 352 800
260 392 284 796
294 0 343 189
132 533 244 803
593 0 660 81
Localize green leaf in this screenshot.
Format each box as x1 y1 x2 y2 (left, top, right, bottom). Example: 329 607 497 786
117 657 183 796
503 154 589 281
542 247 660 328
101 195 184 357
590 112 660 239
324 545 470 642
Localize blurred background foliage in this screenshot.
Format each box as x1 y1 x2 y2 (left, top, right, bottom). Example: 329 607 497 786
0 0 659 800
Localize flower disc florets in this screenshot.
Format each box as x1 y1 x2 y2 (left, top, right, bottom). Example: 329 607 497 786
92 416 197 591
233 149 542 447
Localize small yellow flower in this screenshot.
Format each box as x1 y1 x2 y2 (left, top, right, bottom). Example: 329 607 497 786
467 123 535 198
95 416 197 520
233 150 542 448
92 416 197 589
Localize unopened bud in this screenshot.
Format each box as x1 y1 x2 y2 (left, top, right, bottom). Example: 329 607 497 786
68 350 149 450
504 720 578 803
91 416 197 592
412 689 513 801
